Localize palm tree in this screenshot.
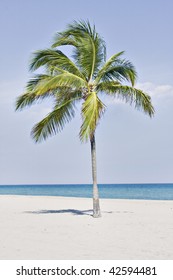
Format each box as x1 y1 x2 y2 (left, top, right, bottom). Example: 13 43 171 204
16 20 154 218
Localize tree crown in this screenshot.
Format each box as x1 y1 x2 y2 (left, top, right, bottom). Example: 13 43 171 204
16 20 154 143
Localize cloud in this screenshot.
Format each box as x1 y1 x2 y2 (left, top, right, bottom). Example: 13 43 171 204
136 82 173 99
102 82 173 106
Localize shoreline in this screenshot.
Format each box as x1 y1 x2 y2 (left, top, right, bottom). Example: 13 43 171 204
0 194 173 202
0 195 173 260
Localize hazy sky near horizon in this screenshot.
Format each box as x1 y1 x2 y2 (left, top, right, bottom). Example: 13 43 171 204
0 0 173 184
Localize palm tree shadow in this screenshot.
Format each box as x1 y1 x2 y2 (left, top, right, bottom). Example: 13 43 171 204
25 209 93 216
24 209 114 216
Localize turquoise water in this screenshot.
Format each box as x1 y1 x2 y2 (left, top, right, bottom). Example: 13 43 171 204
0 184 173 200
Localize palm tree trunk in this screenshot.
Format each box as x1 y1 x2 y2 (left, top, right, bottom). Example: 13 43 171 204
90 134 101 218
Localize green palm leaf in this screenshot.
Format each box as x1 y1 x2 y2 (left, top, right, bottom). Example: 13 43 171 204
95 52 124 81
100 83 154 117
29 49 85 80
33 73 86 96
15 75 53 110
96 54 137 85
52 20 106 81
31 97 79 142
80 92 106 142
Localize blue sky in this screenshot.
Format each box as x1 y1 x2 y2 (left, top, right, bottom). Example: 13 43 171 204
0 0 173 184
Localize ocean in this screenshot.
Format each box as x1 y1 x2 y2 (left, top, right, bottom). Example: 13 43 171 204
0 184 173 200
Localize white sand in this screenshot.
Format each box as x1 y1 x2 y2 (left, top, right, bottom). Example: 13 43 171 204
0 195 173 260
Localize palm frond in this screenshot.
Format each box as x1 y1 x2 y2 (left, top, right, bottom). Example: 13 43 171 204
15 75 53 110
31 97 79 142
96 53 137 86
52 32 78 48
15 92 51 111
52 20 106 81
102 84 154 117
97 80 121 92
29 49 85 80
79 92 106 142
15 73 84 111
52 20 96 47
30 49 61 71
33 72 86 95
55 87 82 104
95 52 124 82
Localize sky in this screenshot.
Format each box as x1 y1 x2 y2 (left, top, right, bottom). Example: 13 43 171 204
0 0 173 184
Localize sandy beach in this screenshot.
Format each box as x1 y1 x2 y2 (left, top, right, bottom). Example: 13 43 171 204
0 195 173 260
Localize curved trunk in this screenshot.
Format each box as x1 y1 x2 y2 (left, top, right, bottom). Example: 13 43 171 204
90 134 101 218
